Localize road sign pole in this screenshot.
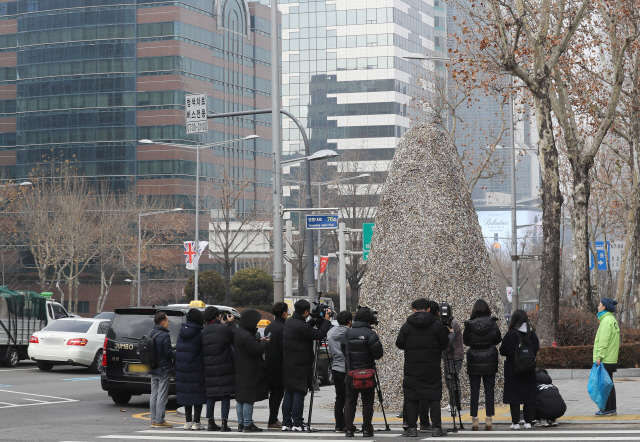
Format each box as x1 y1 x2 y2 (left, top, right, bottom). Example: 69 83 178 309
285 221 293 299
339 222 347 312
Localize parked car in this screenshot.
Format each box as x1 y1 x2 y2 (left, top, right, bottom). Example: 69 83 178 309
93 312 115 320
101 302 240 405
28 318 110 373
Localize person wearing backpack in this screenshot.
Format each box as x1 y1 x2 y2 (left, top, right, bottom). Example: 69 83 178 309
500 309 539 430
149 311 174 428
593 297 620 416
463 299 502 431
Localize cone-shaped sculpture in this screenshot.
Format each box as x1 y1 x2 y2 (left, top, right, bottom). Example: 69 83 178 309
359 122 505 411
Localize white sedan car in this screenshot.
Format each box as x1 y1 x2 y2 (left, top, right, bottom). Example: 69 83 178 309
28 318 111 373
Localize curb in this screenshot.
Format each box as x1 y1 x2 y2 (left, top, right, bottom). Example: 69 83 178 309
547 369 640 380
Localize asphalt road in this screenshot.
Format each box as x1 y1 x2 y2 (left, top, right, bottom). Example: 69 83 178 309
2 361 640 442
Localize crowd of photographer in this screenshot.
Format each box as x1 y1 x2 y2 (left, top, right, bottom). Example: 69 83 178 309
146 294 620 436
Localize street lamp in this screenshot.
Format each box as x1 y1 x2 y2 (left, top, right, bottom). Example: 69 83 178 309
139 135 259 301
136 208 183 307
281 150 339 165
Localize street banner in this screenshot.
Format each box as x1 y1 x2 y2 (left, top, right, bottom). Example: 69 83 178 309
185 241 209 270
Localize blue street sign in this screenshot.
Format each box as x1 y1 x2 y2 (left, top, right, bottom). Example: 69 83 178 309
589 241 608 271
306 214 339 230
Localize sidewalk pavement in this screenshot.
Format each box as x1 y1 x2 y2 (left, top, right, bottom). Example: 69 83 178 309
177 376 640 427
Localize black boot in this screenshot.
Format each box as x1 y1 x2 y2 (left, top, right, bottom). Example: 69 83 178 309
237 424 244 432
220 419 231 432
432 427 447 437
401 427 418 437
207 419 220 431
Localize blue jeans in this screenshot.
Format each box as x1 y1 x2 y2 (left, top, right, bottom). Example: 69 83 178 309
206 396 230 420
149 370 171 424
236 402 254 426
282 389 307 428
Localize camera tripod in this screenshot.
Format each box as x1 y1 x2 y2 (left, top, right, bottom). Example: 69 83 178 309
442 347 464 432
306 337 331 432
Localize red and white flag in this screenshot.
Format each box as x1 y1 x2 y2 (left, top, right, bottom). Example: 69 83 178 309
314 256 330 279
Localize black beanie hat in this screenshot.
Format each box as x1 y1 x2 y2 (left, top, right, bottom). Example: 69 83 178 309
186 308 204 326
600 297 618 313
239 308 262 331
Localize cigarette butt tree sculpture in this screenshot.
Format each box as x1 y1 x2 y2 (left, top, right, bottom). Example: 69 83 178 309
359 122 506 411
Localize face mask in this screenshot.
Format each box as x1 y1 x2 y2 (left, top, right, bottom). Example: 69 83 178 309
597 311 607 319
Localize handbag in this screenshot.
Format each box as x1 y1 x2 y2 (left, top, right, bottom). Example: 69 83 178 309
348 368 376 389
344 329 376 389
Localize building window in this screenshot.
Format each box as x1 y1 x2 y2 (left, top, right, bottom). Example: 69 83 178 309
62 301 90 314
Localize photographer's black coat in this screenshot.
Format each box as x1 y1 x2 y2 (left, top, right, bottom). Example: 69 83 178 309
395 311 449 401
283 312 331 392
202 319 236 397
234 309 269 404
341 321 384 371
463 316 502 375
264 316 285 388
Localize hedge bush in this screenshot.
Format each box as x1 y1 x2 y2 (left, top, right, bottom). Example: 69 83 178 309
538 343 640 369
528 307 599 346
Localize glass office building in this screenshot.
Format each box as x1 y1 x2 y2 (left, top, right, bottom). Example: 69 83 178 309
251 0 447 179
0 0 275 211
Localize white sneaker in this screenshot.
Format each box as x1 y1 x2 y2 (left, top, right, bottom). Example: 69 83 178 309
291 426 303 432
183 422 192 430
282 426 292 431
192 422 203 430
442 404 451 411
510 424 520 430
523 423 532 429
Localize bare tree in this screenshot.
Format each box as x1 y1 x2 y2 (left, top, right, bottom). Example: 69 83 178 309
202 164 270 306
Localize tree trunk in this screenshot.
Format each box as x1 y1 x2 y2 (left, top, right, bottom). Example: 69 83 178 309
571 170 593 311
615 209 636 308
632 206 640 328
129 281 136 307
349 284 360 312
534 94 562 346
224 263 232 306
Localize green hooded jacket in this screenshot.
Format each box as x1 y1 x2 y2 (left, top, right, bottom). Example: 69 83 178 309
592 311 620 364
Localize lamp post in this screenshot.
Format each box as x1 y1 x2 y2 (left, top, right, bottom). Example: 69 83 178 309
139 135 259 301
136 208 183 307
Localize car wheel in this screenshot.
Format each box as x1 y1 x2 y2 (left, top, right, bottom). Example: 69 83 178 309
4 347 20 367
111 392 132 405
88 350 103 374
36 360 54 371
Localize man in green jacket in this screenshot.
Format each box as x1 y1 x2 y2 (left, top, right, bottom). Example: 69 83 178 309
593 297 620 416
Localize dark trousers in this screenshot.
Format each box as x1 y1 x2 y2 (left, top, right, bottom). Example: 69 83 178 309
469 373 496 417
603 363 617 412
184 404 203 423
206 395 230 420
282 389 307 428
268 386 285 424
333 371 347 430
509 403 534 424
406 399 441 429
402 398 431 427
344 386 375 432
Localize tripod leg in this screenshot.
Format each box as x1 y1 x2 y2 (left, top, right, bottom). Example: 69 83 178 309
306 341 321 432
373 364 390 431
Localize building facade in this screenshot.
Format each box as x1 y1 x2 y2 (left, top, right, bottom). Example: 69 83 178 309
0 0 275 212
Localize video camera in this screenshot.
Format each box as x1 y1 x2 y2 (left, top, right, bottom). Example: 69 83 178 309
310 293 335 323
439 301 453 327
356 305 379 326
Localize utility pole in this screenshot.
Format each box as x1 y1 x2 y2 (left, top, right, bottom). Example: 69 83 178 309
510 79 518 313
271 0 284 304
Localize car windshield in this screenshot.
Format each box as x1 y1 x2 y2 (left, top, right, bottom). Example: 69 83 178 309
43 320 93 333
111 313 182 343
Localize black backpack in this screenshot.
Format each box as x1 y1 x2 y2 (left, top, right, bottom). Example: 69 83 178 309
513 324 536 375
139 330 161 369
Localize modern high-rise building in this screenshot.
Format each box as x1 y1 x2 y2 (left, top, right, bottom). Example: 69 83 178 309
258 0 448 179
0 0 275 212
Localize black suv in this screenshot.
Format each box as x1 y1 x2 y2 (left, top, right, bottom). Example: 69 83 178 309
101 305 239 405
